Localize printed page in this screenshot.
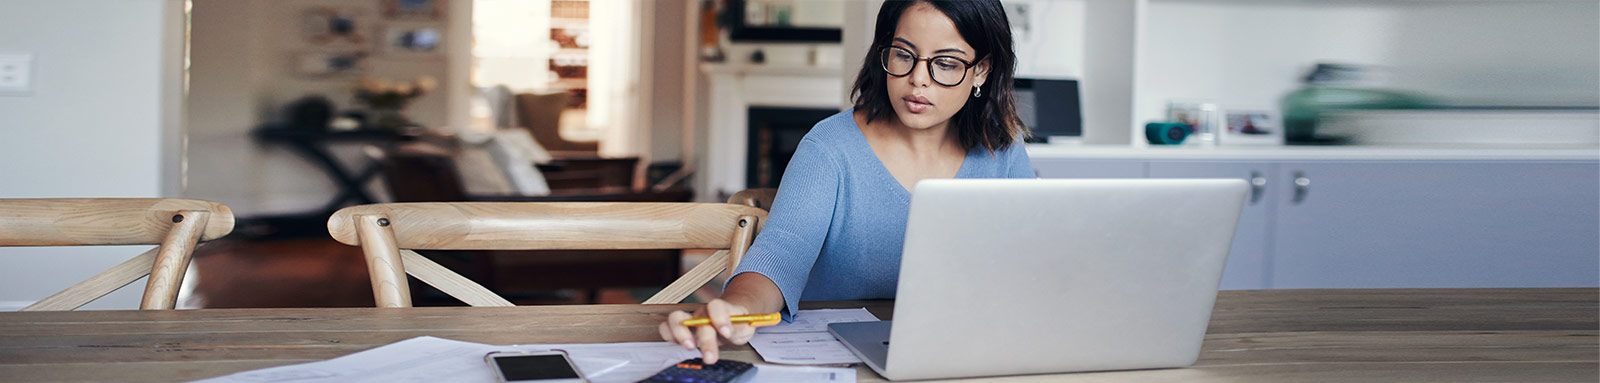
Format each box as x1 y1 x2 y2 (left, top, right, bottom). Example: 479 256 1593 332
756 308 879 334
193 336 504 383
749 308 881 365
749 331 868 365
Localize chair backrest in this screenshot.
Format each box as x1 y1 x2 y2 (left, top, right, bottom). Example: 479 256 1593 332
514 92 597 153
0 198 235 311
327 202 766 307
728 188 778 211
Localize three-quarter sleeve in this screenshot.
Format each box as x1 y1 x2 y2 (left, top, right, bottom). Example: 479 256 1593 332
1003 142 1036 178
728 137 842 320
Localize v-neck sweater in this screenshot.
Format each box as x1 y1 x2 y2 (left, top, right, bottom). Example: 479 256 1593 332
729 108 1036 320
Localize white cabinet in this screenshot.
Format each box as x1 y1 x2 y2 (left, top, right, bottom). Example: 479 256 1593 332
1034 155 1600 289
1031 158 1144 179
1269 161 1600 288
1147 161 1275 290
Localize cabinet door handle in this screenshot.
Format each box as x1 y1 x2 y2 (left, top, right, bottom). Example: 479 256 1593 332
1292 171 1311 204
1249 171 1267 205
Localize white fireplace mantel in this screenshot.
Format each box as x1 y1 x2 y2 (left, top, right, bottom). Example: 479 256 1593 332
697 63 844 201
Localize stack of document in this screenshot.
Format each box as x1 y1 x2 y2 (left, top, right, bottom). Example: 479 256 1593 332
196 336 853 383
748 308 880 365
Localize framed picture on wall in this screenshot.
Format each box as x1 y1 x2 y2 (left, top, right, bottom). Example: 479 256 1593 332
381 25 444 57
1221 109 1284 146
384 0 446 20
302 7 370 46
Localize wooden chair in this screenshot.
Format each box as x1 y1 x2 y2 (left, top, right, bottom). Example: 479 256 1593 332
0 199 234 311
327 202 766 307
728 188 778 211
371 143 696 304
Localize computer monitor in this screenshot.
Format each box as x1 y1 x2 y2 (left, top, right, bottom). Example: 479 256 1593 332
1013 78 1082 142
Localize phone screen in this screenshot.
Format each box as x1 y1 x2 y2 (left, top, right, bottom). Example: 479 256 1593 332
493 354 581 381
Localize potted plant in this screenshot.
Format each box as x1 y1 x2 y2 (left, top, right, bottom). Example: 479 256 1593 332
354 75 437 129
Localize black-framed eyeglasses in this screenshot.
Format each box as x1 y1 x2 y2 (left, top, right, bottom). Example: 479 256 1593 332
879 46 973 87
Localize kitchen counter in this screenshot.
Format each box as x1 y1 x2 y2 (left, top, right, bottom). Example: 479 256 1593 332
1024 143 1600 161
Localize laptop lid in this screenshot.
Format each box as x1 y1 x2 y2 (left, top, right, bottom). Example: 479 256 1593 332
875 178 1247 381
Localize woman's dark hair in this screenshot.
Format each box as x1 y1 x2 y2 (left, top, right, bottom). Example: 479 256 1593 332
851 0 1027 153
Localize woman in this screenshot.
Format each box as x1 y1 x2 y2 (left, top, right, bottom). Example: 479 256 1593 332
659 0 1032 363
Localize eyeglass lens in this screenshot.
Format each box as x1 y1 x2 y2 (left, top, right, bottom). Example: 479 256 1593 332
881 47 967 86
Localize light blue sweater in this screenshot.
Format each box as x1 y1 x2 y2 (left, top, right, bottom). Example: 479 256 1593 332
730 109 1036 320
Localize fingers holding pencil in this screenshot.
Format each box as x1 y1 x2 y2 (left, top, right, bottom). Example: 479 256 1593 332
657 299 782 364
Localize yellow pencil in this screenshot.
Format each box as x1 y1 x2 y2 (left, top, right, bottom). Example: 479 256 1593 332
679 312 782 328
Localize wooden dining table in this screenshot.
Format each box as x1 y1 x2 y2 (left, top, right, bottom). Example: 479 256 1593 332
1 288 1594 382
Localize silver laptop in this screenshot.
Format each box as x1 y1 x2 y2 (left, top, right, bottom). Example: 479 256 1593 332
829 178 1248 381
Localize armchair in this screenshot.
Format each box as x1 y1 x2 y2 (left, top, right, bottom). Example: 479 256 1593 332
514 91 598 154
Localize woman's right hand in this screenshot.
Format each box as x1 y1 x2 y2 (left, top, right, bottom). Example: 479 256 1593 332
658 298 759 364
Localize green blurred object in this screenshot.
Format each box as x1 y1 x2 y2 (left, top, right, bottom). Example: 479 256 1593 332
1145 122 1192 145
1281 64 1433 145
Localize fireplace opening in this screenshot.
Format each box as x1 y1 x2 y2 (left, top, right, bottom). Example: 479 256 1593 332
746 107 840 189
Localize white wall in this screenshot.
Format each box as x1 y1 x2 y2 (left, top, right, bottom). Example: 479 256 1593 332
1082 0 1143 144
839 0 882 105
186 0 473 216
591 0 649 158
1013 0 1085 79
1137 0 1600 134
0 0 184 310
1138 2 1400 129
185 0 273 216
445 0 475 137
648 0 690 164
1386 1 1599 107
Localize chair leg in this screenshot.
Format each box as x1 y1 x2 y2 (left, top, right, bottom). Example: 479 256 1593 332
354 214 412 308
143 211 210 310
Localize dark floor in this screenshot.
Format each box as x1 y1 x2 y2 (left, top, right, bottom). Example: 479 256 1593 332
187 236 659 308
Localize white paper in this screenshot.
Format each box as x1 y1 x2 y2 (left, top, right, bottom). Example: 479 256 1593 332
194 336 853 383
194 336 504 383
746 364 856 383
749 308 880 365
756 308 879 334
748 332 867 366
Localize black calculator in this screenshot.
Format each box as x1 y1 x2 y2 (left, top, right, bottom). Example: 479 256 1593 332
635 358 755 383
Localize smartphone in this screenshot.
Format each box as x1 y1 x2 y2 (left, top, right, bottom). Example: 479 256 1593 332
485 350 589 383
